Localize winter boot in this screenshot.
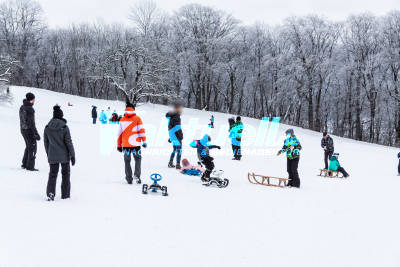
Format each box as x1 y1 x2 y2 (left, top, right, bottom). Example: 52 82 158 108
134 175 141 184
47 193 55 201
126 177 133 184
176 164 182 170
168 162 175 168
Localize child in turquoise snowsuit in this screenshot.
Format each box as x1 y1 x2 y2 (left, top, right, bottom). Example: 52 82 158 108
328 153 349 178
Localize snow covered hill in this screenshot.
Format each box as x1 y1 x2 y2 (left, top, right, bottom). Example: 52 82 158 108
1 86 399 267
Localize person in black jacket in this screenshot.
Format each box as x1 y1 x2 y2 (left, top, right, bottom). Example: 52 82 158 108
166 103 184 169
91 106 97 124
44 105 76 201
321 132 334 170
19 92 40 171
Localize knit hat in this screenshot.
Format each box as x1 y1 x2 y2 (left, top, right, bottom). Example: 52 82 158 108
26 92 35 101
53 105 64 119
333 153 340 158
285 129 294 136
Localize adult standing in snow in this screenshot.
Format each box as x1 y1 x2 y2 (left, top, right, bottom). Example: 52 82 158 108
166 103 184 169
91 106 97 124
277 129 302 188
19 92 40 171
44 105 75 201
117 104 147 184
210 115 215 128
321 132 334 170
229 116 243 160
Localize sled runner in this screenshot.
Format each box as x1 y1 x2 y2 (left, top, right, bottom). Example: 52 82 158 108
203 170 229 188
247 173 290 188
142 173 168 196
318 169 344 178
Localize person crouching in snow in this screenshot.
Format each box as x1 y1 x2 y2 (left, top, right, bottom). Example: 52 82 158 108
328 153 349 178
117 103 147 184
44 105 75 201
190 135 221 182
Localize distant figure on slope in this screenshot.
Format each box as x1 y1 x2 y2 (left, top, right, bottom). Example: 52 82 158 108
67 102 73 107
91 106 97 124
19 92 41 171
328 153 349 178
190 135 221 182
277 129 302 188
321 132 334 170
105 107 112 122
229 116 243 160
397 152 400 176
44 105 76 201
99 110 108 124
166 103 184 169
117 103 147 184
209 115 215 128
110 110 119 124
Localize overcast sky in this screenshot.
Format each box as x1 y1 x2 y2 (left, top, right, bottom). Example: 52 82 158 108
36 0 400 27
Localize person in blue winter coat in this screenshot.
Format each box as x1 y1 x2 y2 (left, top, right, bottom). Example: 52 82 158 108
190 134 221 182
209 115 215 128
99 110 108 124
398 152 400 175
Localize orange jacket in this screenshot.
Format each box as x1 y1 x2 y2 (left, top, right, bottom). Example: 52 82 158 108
117 107 146 148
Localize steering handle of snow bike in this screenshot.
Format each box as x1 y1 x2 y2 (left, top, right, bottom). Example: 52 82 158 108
150 173 162 182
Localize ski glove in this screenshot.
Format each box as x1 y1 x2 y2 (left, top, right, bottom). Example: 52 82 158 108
117 147 123 153
142 143 147 148
216 146 221 149
71 157 76 166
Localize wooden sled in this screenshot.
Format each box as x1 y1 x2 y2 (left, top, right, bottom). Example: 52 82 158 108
248 173 290 188
318 169 344 178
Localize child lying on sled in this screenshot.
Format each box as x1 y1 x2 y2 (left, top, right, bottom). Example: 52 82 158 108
180 158 205 176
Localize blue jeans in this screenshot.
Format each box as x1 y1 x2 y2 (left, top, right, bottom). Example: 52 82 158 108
170 145 182 164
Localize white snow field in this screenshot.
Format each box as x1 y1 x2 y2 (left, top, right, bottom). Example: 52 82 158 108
1 86 400 267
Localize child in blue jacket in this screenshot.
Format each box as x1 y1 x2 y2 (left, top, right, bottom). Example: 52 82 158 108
190 135 221 182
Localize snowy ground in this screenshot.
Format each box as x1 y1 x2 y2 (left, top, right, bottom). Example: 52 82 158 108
1 86 399 267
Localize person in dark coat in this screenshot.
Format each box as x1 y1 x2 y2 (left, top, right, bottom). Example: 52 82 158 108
166 103 184 169
277 129 302 188
19 92 40 171
91 106 97 124
321 132 334 170
44 105 75 201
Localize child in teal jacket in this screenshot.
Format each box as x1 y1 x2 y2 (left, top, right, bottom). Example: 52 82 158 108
328 153 349 177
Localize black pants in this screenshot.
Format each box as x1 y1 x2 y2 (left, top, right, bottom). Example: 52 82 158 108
92 117 97 124
201 157 215 178
47 163 71 199
232 144 242 160
337 167 349 177
398 159 400 174
324 150 333 169
21 129 37 170
287 157 300 188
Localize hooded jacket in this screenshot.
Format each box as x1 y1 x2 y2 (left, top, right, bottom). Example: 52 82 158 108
190 135 219 161
91 107 97 118
328 155 341 171
280 135 302 160
19 99 39 135
44 118 75 164
117 107 146 148
166 112 183 145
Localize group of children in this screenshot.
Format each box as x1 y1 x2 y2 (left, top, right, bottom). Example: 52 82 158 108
91 106 121 124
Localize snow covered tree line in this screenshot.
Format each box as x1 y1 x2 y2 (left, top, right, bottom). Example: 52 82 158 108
1 0 400 146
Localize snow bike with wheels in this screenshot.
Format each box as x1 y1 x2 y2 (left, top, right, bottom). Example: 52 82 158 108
203 170 229 188
142 173 168 196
